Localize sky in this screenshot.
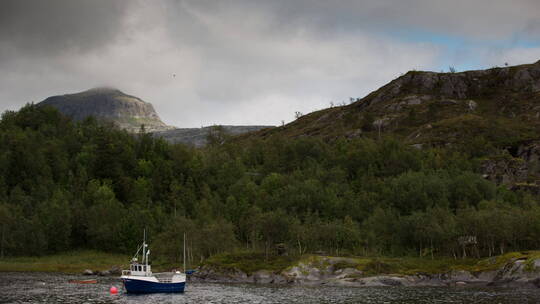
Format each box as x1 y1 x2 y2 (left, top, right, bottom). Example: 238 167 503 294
1 0 540 127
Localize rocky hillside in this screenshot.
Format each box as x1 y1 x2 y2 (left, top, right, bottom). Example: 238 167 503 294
38 87 171 132
247 60 540 186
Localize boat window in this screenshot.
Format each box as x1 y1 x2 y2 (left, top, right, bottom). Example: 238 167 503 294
143 266 146 272
138 265 142 271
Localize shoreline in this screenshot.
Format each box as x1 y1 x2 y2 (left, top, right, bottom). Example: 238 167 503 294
3 250 540 289
193 251 540 288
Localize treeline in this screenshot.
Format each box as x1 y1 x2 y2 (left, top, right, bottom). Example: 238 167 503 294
0 105 538 261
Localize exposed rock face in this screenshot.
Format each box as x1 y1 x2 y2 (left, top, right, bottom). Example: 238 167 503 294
38 87 171 132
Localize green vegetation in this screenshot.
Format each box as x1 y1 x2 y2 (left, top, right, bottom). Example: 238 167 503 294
201 251 297 275
0 250 127 273
1 104 540 272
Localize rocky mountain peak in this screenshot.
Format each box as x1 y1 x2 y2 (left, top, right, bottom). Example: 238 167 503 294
38 87 171 132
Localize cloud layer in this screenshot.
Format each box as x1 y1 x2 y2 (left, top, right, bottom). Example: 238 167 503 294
1 0 540 126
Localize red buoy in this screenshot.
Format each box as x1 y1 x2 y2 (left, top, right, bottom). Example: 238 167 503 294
110 286 118 294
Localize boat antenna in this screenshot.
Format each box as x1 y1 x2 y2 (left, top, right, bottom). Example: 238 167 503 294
183 232 186 272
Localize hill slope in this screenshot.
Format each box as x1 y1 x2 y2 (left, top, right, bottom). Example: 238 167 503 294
247 60 540 186
38 87 171 132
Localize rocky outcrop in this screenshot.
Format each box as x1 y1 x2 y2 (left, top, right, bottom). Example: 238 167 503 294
38 87 171 132
480 140 540 188
368 61 540 105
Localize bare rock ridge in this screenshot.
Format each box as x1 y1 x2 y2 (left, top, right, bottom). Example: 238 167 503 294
365 59 540 105
39 87 171 132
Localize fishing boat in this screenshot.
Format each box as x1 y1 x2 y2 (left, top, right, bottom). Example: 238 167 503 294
120 231 186 294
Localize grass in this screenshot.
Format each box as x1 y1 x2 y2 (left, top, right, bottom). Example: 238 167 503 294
0 250 128 273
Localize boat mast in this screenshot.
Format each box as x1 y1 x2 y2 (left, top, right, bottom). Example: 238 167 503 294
143 228 148 274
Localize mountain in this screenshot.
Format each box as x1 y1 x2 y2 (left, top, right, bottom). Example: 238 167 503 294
245 60 540 186
38 87 171 132
38 87 274 145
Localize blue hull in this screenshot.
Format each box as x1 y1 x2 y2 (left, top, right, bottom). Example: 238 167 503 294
122 278 185 294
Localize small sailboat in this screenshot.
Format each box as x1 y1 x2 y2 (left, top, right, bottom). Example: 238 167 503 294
120 231 186 294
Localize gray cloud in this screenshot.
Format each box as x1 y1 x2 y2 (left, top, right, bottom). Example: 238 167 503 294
1 0 539 127
0 0 131 58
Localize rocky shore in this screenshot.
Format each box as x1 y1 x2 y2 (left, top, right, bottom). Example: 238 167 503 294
82 265 121 277
191 255 540 288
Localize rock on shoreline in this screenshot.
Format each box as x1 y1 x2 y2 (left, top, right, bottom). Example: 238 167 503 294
82 265 121 276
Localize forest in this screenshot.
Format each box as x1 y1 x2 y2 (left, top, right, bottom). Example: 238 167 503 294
0 104 539 264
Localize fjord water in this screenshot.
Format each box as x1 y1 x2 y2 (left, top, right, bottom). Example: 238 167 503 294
1 272 540 304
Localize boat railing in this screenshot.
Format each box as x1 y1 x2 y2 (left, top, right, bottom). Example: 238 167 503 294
122 270 131 276
154 272 173 283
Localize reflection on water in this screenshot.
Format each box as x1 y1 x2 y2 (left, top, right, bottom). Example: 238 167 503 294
1 272 540 304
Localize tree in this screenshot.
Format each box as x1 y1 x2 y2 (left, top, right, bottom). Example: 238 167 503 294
0 203 13 258
206 125 230 146
85 180 126 251
258 210 293 259
38 189 72 252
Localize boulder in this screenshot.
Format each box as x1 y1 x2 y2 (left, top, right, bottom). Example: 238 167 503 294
448 270 477 282
467 100 477 111
98 270 111 276
334 267 363 279
109 265 121 275
252 270 274 284
476 270 497 282
82 269 94 276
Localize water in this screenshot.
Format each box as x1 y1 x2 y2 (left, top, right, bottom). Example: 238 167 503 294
1 272 540 304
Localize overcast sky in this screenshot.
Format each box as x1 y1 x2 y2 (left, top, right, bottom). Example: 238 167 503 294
1 0 540 127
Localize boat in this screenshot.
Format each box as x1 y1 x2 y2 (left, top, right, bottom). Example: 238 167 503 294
120 231 186 294
69 279 98 284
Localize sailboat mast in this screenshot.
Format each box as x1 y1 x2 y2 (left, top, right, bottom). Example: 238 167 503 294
143 228 147 270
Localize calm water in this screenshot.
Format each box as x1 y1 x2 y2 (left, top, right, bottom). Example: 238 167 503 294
1 272 540 304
